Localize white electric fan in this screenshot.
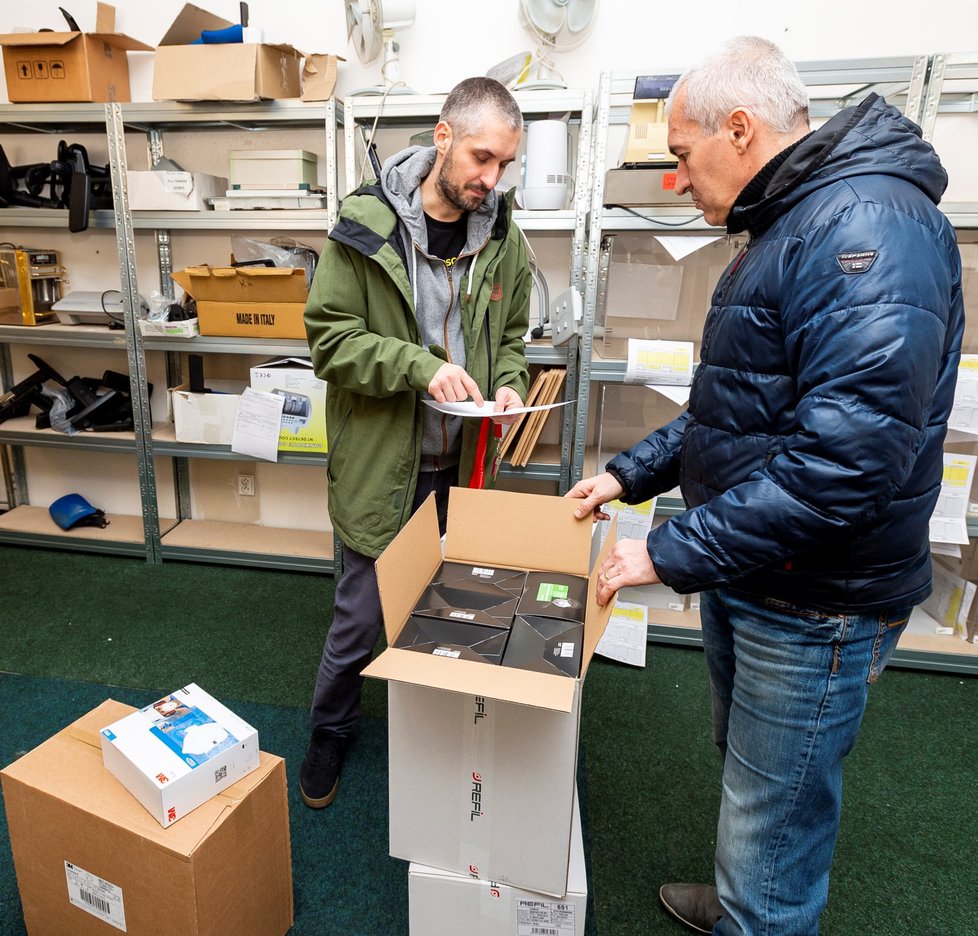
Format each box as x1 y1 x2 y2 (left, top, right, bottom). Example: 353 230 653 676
490 0 598 91
344 0 416 95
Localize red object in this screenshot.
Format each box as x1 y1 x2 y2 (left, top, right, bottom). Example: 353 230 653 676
468 418 504 489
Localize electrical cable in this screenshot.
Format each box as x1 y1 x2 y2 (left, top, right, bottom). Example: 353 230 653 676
604 203 706 227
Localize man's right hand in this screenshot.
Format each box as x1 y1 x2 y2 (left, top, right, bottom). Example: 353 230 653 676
428 363 484 405
565 471 625 522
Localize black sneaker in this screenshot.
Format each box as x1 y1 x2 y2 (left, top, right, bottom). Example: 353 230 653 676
299 728 349 809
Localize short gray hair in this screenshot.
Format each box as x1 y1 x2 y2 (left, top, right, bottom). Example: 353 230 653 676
667 36 810 135
440 77 524 140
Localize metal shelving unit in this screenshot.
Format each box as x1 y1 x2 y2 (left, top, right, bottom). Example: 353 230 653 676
0 99 344 570
342 87 593 492
577 55 978 675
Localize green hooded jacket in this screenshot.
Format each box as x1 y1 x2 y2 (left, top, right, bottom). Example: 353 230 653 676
304 180 531 558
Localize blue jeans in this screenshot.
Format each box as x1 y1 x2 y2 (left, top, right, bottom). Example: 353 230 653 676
699 587 910 936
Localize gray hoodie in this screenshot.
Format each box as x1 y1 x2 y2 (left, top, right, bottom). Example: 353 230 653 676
380 145 499 469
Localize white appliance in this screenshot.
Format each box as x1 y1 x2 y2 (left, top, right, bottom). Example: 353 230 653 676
344 0 416 93
521 119 571 210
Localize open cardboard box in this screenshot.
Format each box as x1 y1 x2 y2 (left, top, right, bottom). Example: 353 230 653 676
171 266 308 340
1 699 293 936
364 487 616 895
0 3 151 103
153 3 302 102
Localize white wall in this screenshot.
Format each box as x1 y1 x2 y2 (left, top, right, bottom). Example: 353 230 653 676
2 0 977 103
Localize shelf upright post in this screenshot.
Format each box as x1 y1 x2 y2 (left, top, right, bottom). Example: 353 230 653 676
572 71 612 486
920 53 948 142
105 102 163 564
556 88 593 494
0 344 29 506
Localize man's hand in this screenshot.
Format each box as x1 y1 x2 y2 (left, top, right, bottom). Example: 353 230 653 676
596 538 660 607
565 471 625 522
428 363 484 405
491 386 523 426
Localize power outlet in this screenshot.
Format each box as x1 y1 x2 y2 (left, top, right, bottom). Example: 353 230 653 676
238 474 255 496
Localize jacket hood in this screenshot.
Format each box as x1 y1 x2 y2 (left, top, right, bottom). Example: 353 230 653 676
728 93 948 235
379 144 501 252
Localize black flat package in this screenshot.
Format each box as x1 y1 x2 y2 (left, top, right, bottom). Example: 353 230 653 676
517 571 588 624
392 614 510 665
412 561 527 630
502 615 585 678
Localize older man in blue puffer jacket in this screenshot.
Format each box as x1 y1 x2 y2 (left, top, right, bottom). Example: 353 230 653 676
569 36 963 936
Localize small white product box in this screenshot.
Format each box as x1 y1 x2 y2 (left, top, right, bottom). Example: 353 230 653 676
249 357 327 453
99 683 260 828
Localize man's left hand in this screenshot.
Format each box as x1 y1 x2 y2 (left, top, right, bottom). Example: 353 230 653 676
491 387 524 426
596 538 660 607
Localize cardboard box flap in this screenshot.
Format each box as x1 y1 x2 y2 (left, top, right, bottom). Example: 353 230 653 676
171 265 308 303
363 649 578 713
265 42 304 58
0 32 81 48
0 32 152 52
88 33 154 51
159 3 233 46
445 487 591 576
376 493 444 643
581 515 618 678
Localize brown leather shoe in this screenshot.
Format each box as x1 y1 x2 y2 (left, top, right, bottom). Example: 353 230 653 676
659 883 724 934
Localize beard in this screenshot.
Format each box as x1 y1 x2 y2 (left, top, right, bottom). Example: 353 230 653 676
435 147 489 214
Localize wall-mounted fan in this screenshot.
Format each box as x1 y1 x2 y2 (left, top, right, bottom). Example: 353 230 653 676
344 0 416 94
510 0 599 90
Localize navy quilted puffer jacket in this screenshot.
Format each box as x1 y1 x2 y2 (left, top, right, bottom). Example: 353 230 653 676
607 94 964 611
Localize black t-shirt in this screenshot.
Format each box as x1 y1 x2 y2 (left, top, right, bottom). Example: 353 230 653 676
425 212 468 267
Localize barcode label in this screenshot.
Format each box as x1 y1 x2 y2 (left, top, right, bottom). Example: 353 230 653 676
433 647 461 658
516 897 576 936
65 861 127 931
215 764 228 782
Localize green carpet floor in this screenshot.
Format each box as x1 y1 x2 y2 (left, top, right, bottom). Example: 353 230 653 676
0 544 975 935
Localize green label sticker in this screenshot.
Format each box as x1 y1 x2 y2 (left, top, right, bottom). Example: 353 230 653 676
536 583 569 602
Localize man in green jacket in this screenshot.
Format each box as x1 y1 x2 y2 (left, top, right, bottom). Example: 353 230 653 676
300 77 532 808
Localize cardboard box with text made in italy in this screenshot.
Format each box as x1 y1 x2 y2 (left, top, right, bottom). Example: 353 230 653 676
0 699 293 936
152 3 301 102
364 487 617 897
171 265 308 339
0 3 152 103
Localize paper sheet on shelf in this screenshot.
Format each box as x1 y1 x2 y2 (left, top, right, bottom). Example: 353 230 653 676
423 399 571 417
595 600 648 666
231 387 285 462
928 452 977 545
653 235 721 262
948 355 978 436
646 384 691 405
625 339 694 386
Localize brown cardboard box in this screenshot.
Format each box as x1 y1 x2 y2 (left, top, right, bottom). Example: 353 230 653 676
0 699 293 936
300 53 343 102
152 4 302 102
171 265 308 339
0 4 151 103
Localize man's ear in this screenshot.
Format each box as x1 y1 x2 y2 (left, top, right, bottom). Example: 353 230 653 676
433 120 453 156
727 108 755 154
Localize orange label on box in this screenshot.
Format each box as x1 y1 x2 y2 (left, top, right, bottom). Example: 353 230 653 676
662 172 678 191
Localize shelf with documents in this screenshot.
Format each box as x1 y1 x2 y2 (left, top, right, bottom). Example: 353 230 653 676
0 99 343 569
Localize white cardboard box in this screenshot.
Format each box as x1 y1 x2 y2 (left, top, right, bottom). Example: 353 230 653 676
229 149 317 189
127 170 228 210
249 357 327 453
99 683 261 828
365 488 616 896
169 379 245 445
409 791 587 936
